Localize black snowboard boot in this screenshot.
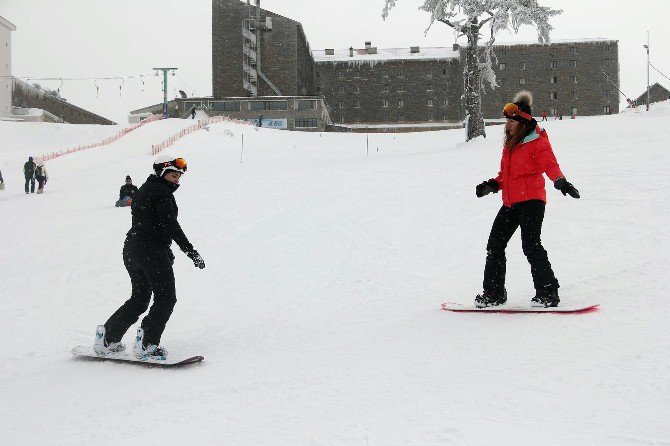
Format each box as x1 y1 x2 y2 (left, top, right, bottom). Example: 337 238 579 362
531 288 560 308
474 289 508 308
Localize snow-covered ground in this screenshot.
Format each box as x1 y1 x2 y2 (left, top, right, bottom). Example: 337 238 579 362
0 104 669 445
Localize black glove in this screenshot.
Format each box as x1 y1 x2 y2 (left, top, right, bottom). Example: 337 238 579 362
186 249 206 269
476 179 499 198
554 177 580 199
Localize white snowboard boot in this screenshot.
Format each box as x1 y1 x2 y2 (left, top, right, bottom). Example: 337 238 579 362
133 327 168 360
93 325 125 356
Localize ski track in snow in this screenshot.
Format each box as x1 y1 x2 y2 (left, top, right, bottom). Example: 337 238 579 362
1 105 669 445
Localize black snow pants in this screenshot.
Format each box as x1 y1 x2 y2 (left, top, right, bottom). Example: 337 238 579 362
104 238 177 346
25 178 35 193
483 199 559 294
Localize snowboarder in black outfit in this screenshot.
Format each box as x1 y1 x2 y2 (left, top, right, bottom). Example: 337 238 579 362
0 168 4 191
191 107 196 119
94 155 205 360
23 156 36 194
115 175 139 207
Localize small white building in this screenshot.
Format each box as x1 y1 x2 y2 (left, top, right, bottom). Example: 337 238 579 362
0 16 16 118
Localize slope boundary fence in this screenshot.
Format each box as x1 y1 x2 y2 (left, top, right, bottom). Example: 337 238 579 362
37 115 164 162
151 116 254 155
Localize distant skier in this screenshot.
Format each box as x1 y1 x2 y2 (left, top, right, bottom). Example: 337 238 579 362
474 91 580 308
191 107 196 119
35 160 48 194
115 175 139 207
541 110 548 121
23 156 36 194
257 114 263 127
94 155 206 360
0 168 4 191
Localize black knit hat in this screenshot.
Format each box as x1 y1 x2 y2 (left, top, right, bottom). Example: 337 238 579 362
125 175 132 182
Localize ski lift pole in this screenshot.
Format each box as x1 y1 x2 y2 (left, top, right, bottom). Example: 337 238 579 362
601 69 630 102
153 67 178 118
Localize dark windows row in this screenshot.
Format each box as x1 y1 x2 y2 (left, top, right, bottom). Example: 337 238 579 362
331 84 442 94
335 99 449 108
497 44 611 57
331 67 451 78
335 115 451 124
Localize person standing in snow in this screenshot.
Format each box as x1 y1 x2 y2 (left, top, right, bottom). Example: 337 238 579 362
35 160 48 194
0 168 4 191
94 155 205 360
474 91 580 308
115 175 139 207
23 156 36 194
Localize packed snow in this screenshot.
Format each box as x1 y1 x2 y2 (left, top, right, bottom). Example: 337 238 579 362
0 103 669 445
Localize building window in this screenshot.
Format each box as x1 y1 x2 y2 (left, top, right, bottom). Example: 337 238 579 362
354 116 361 123
499 49 507 56
442 99 447 106
427 99 433 107
295 99 316 110
295 118 318 128
519 62 526 70
398 116 405 122
382 100 389 108
316 86 322 94
571 107 578 115
519 48 525 56
499 78 507 86
499 63 507 70
354 85 360 94
604 44 610 52
570 60 577 68
603 90 610 98
339 116 344 123
571 91 578 99
603 58 610 67
398 85 404 92
383 85 390 93
398 100 404 107
397 69 403 77
550 61 558 69
354 70 361 78
551 108 558 116
570 47 576 54
338 86 345 93
442 68 447 75
550 76 558 84
249 100 288 111
338 101 346 108
570 75 577 83
337 71 344 78
551 92 558 100
519 78 526 85
382 70 389 77
316 71 321 78
354 100 361 108
603 105 611 114
500 94 506 103
427 84 433 91
428 115 434 122
383 115 389 123
211 101 240 111
427 68 433 76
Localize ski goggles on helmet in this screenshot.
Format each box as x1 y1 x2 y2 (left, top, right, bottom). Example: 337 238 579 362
158 157 187 175
502 102 532 121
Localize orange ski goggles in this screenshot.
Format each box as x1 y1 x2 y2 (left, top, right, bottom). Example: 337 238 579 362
502 102 532 121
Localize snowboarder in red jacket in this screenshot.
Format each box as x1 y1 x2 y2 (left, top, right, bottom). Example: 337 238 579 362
474 91 580 308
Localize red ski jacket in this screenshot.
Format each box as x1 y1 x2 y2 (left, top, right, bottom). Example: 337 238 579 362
494 126 564 207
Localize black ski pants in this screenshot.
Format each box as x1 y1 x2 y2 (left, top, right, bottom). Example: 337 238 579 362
104 238 177 346
25 177 35 193
483 199 559 293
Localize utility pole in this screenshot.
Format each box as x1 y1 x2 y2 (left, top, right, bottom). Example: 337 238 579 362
153 67 178 118
643 32 650 112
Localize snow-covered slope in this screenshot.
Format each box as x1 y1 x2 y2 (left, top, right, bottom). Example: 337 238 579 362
1 104 668 445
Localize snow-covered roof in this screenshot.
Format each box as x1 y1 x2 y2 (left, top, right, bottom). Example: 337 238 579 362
313 38 617 64
313 47 460 63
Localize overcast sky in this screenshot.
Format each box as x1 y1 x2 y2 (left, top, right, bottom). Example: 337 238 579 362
1 0 668 123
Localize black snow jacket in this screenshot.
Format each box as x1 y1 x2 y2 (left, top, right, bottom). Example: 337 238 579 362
119 184 139 200
126 175 193 252
24 161 36 179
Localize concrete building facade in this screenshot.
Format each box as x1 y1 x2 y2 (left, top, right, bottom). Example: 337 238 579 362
0 16 16 118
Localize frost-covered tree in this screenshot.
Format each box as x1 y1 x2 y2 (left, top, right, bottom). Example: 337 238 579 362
382 0 562 141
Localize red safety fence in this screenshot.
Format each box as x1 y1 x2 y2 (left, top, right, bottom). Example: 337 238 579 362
37 115 164 163
151 116 253 155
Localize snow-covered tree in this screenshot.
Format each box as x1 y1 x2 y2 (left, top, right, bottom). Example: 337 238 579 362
382 0 562 141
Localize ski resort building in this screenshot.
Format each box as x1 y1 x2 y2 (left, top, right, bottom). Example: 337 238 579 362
0 16 16 119
206 1 620 131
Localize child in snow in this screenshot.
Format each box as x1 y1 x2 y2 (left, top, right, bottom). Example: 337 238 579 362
94 156 205 360
474 91 580 308
35 160 48 194
115 175 139 207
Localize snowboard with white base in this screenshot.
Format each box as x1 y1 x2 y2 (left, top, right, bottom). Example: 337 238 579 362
71 345 204 367
441 302 599 314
